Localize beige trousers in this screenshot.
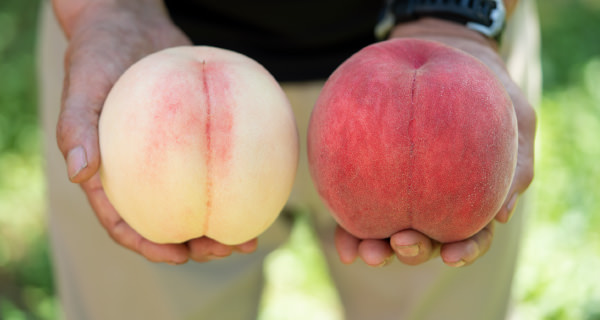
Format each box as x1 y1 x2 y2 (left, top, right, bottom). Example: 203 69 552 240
38 0 540 319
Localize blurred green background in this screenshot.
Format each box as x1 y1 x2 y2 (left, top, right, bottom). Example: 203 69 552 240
1 1 599 319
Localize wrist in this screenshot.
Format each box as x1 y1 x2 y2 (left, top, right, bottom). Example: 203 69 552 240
389 18 509 81
389 18 497 51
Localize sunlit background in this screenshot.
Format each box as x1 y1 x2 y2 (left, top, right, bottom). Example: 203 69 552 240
1 1 599 319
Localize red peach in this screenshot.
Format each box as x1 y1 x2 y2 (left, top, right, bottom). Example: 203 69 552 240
307 39 517 243
99 46 299 245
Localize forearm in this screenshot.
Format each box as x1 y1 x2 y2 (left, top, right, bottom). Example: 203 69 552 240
390 17 497 49
52 0 171 39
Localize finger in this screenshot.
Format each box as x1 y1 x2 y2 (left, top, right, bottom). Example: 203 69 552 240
495 192 519 224
390 230 439 266
187 237 234 262
496 92 536 223
111 220 189 265
334 226 360 264
81 175 189 264
357 239 394 267
233 238 258 254
440 221 495 267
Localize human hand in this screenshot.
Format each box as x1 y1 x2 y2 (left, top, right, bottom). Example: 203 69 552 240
54 0 257 264
334 18 536 267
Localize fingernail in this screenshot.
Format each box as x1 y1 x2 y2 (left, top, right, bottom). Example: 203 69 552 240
67 145 88 180
447 259 466 268
376 255 395 267
395 244 420 257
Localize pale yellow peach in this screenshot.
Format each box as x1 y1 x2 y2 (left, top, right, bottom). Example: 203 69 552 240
99 46 298 245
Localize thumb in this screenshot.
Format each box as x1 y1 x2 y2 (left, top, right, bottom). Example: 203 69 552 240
56 56 114 183
495 93 537 223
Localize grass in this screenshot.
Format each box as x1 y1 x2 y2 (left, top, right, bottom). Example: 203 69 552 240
1 0 599 319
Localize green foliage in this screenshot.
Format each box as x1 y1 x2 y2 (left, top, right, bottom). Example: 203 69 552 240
0 0 41 156
0 0 57 319
538 0 600 91
260 211 343 320
534 59 600 225
509 2 600 319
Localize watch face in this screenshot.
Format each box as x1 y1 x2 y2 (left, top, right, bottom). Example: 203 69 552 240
467 0 506 37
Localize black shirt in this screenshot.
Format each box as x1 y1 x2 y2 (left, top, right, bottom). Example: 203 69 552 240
164 0 382 81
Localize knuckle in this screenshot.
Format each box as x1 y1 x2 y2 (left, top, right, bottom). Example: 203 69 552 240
55 113 75 149
518 160 535 190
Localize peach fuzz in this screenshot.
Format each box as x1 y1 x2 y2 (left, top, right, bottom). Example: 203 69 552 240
307 38 517 243
99 46 299 245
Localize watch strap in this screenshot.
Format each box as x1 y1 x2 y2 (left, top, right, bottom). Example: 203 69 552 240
375 0 506 40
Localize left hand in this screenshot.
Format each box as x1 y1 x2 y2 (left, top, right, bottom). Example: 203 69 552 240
335 18 536 268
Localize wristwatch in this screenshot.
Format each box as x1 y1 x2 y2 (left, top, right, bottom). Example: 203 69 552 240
375 0 506 40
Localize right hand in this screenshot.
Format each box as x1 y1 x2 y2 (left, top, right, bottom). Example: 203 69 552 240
335 17 536 269
54 0 258 265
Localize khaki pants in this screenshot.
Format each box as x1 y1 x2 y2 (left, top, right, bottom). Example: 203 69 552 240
38 1 540 319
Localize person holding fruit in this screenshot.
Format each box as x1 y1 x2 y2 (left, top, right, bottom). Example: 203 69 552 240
38 0 538 319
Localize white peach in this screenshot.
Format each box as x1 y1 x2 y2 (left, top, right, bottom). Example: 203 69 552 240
99 46 298 245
